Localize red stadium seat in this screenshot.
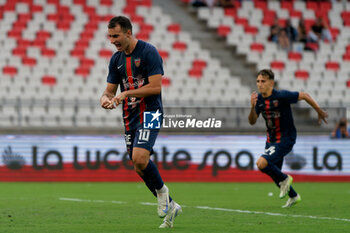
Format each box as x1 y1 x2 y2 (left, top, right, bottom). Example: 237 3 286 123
192 59 207 69
325 61 340 71
74 40 89 49
74 0 86 5
304 19 316 32
75 67 90 77
3 3 15 11
57 21 71 31
235 17 248 27
305 42 319 51
250 43 264 53
41 48 56 58
42 75 57 86
7 29 22 39
295 70 309 80
270 61 285 71
80 58 95 67
12 47 27 57
47 0 59 4
47 13 60 21
22 57 37 67
12 21 27 30
30 4 43 12
320 2 332 11
342 12 350 26
84 6 96 15
278 18 287 27
32 38 46 48
288 52 302 62
140 23 154 33
306 1 318 11
70 48 85 58
99 49 113 58
281 1 293 11
188 68 203 79
330 27 340 41
343 53 350 61
36 30 51 40
2 66 17 76
158 50 169 60
289 10 302 18
100 0 113 6
224 8 236 18
172 41 187 51
244 26 258 35
217 25 231 37
136 32 149 41
130 14 144 24
162 77 171 87
262 10 277 26
100 14 115 22
167 24 181 34
255 1 267 10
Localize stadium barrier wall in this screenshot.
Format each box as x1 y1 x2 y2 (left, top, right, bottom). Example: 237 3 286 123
0 135 349 182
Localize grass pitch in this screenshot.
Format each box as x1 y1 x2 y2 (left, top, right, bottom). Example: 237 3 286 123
1 182 349 233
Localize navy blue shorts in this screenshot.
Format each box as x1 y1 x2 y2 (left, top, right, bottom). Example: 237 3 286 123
262 140 294 168
124 125 159 160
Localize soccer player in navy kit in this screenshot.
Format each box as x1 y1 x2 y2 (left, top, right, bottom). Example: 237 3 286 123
100 16 181 228
248 69 328 208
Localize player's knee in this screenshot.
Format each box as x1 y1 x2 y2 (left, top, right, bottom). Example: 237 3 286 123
132 154 148 170
256 157 268 170
132 157 147 169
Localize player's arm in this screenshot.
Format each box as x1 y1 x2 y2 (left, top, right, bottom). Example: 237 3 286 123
100 83 118 109
298 91 328 124
112 74 162 106
248 91 259 125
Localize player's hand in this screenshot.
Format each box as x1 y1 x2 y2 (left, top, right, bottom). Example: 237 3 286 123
101 95 115 109
111 92 127 107
251 91 258 107
317 109 328 125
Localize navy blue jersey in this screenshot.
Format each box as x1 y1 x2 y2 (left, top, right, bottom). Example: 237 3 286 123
255 89 299 143
107 40 164 131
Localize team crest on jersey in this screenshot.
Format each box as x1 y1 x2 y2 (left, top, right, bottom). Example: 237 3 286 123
273 100 279 107
134 58 141 67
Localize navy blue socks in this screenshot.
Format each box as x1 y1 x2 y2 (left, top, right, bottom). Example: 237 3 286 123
141 159 173 202
261 163 288 182
261 163 298 198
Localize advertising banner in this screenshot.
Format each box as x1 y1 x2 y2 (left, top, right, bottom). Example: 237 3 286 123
1 135 349 182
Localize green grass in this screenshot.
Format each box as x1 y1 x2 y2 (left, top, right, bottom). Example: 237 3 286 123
0 182 349 233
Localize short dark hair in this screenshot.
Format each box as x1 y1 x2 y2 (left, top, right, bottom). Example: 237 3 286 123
257 69 274 80
108 16 133 33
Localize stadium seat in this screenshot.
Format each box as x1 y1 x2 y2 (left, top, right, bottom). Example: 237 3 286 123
250 43 264 53
3 66 17 76
270 60 285 71
41 75 57 86
288 52 302 62
325 61 340 71
188 68 203 79
172 41 187 51
295 70 309 80
167 23 181 34
217 25 231 37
